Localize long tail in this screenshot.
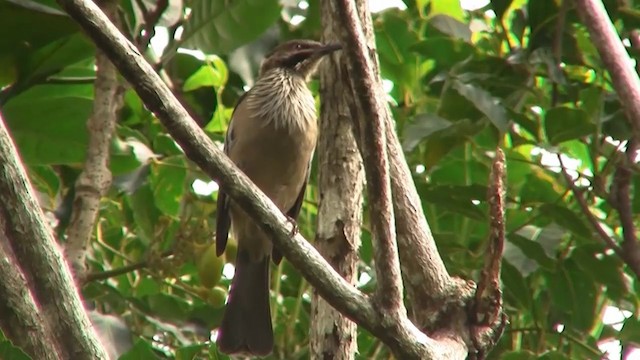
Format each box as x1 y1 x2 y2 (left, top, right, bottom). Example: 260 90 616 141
216 250 273 356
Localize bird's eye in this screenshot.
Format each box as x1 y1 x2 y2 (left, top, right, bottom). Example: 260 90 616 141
295 44 302 49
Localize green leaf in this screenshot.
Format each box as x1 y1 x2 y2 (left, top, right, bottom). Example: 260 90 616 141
429 0 465 22
501 261 533 310
0 340 30 360
0 1 79 55
545 260 598 331
508 233 555 269
419 184 487 220
150 156 187 217
519 171 563 204
428 14 471 42
491 0 513 20
3 83 93 164
145 293 190 322
619 317 640 344
410 37 475 66
28 164 61 198
539 204 592 239
21 32 95 81
176 344 207 360
183 58 228 91
544 107 595 145
571 245 627 300
452 80 509 132
501 350 537 360
181 0 281 54
118 339 157 360
127 184 160 244
539 350 572 360
402 113 452 151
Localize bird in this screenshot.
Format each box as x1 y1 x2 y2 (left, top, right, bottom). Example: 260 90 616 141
214 39 341 356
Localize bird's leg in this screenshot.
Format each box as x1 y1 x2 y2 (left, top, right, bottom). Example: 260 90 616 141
285 215 299 237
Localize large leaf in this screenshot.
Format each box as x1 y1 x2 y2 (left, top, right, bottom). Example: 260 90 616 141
150 156 187 217
544 107 595 144
181 0 281 54
2 83 93 164
451 79 510 132
0 0 79 55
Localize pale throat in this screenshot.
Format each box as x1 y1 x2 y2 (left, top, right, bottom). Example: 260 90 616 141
246 68 317 133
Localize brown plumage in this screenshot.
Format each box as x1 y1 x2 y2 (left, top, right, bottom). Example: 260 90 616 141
215 39 341 356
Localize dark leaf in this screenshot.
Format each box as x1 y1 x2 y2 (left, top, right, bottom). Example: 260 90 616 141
181 0 281 54
544 107 595 144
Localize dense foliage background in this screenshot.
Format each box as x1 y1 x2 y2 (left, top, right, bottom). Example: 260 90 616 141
0 0 639 358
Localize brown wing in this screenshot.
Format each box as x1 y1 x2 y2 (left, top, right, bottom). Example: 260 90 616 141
271 165 310 264
215 92 248 257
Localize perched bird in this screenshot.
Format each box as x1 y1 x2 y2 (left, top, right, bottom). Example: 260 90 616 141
215 39 341 356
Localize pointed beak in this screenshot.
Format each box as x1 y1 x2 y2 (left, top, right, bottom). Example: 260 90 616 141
318 43 342 55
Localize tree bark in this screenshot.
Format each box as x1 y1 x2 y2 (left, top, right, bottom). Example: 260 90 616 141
0 217 62 360
0 113 109 359
65 0 122 280
310 3 365 359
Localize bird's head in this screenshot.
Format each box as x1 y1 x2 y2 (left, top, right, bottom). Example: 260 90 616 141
259 39 341 80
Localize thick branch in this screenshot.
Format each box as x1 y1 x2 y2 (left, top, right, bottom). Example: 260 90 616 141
333 0 404 319
0 115 109 359
309 3 366 359
0 224 62 360
333 0 454 326
574 0 640 136
66 0 122 280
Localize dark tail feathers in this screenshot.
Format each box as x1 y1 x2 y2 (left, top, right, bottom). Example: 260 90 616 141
216 251 273 356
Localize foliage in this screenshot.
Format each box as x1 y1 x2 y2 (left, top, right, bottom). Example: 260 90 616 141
1 0 639 359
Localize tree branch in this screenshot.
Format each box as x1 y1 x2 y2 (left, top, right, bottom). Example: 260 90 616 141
0 114 109 359
0 222 62 360
574 0 640 136
332 0 404 319
65 0 122 280
470 148 508 359
612 140 640 276
557 155 627 255
83 250 173 284
309 2 366 358
332 0 455 325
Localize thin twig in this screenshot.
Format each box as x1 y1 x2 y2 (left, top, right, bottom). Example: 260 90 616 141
611 139 640 276
137 0 169 49
557 155 624 254
83 250 174 284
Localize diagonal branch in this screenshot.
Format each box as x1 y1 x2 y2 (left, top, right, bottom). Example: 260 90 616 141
0 222 62 360
556 155 627 256
332 0 403 318
0 114 109 359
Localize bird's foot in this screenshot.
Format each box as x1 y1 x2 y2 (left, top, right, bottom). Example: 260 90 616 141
285 215 299 237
